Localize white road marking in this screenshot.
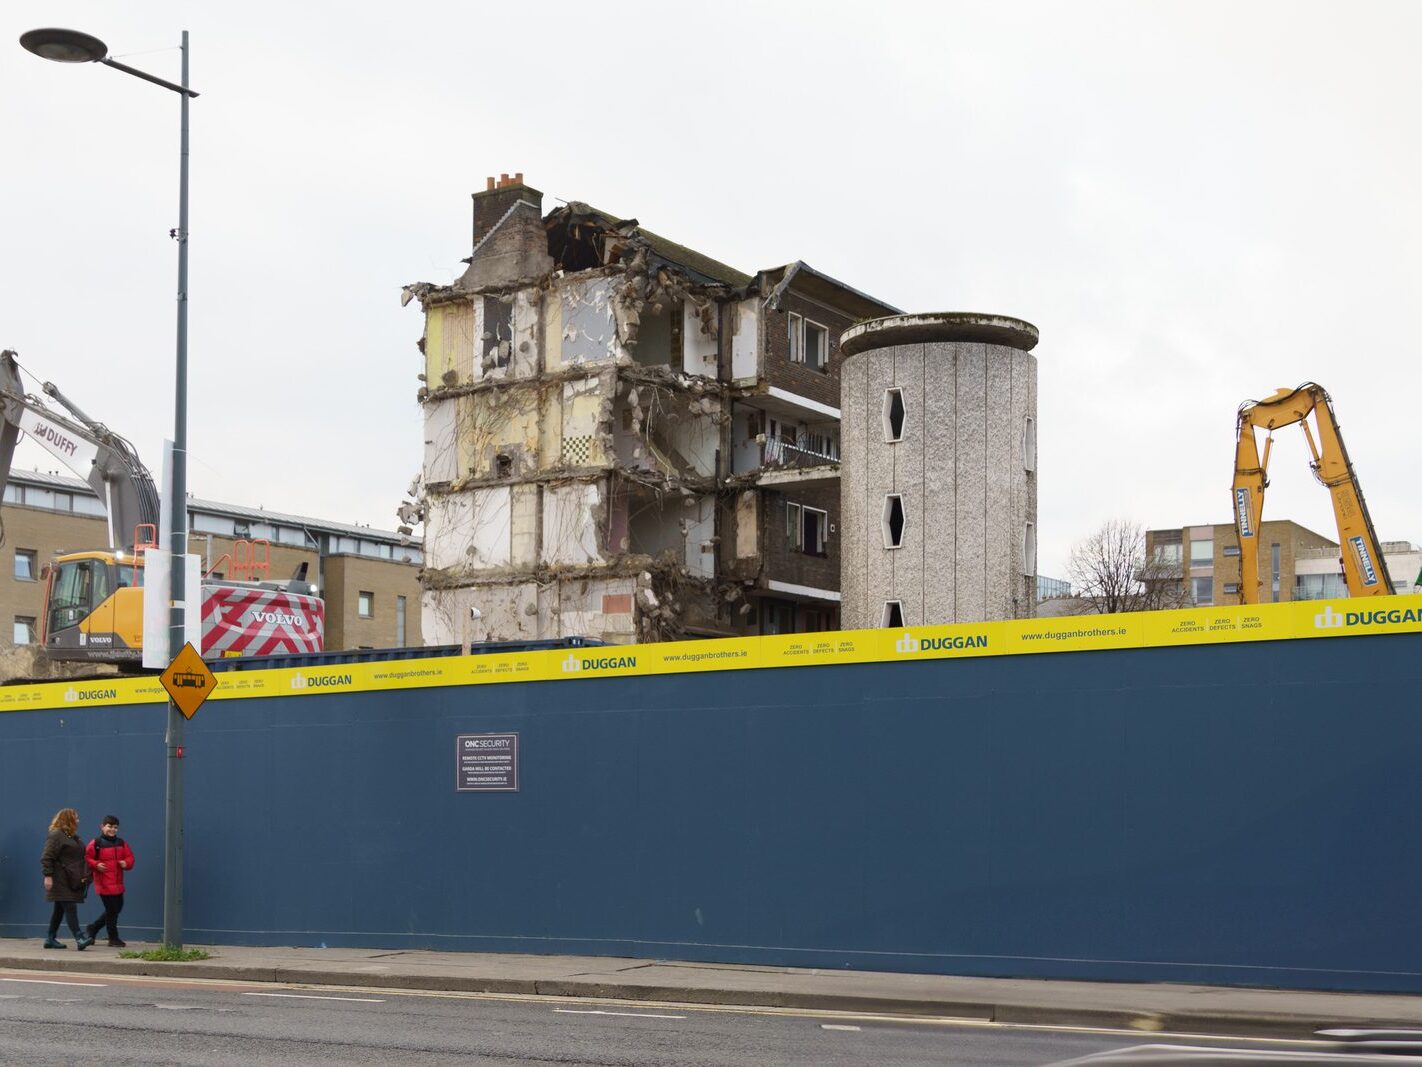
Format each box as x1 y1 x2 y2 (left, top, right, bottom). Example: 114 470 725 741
44 998 83 1003
0 977 106 988
554 1008 687 1020
243 992 384 1003
821 1024 862 1031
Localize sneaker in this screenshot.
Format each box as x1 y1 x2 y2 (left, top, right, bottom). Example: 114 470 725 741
76 934 94 951
107 938 127 947
42 937 66 950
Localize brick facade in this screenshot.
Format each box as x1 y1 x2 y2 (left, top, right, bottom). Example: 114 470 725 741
760 293 855 410
762 484 841 593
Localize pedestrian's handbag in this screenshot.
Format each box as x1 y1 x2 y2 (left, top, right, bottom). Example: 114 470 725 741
77 840 94 902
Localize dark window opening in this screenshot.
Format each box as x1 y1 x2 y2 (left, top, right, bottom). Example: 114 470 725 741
884 388 906 441
804 320 828 372
482 297 513 368
882 601 904 628
883 495 906 548
495 454 513 479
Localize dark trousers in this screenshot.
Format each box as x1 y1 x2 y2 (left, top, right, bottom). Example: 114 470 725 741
47 901 81 940
87 893 124 941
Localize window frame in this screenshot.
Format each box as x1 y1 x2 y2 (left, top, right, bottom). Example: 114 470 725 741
801 505 828 556
802 318 829 373
882 494 906 550
14 548 38 582
883 388 906 443
357 591 375 618
13 615 37 646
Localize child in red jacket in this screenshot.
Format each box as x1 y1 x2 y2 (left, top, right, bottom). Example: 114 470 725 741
84 815 134 947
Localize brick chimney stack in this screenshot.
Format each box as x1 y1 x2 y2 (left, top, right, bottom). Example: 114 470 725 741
461 173 552 288
472 173 540 248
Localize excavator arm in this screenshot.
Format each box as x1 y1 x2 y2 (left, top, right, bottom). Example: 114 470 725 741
1232 382 1390 603
0 349 160 551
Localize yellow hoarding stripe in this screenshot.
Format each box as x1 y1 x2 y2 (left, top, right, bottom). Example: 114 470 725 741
3 595 1421 713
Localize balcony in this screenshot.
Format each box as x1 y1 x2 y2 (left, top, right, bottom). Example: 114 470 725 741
763 436 836 469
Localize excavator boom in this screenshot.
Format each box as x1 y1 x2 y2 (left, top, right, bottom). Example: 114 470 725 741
1232 383 1390 603
1 349 159 550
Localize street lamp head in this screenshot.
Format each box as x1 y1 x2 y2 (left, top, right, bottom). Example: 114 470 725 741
19 27 108 63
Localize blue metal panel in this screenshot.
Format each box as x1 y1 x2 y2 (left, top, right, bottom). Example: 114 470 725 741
3 634 1422 991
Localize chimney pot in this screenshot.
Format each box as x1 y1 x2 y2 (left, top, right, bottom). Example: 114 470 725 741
514 172 523 184
486 176 496 191
500 173 510 186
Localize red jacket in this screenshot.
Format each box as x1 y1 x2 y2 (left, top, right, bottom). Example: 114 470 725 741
85 836 134 895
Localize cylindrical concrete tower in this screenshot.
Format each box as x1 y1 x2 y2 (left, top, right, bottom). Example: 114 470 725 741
838 312 1039 628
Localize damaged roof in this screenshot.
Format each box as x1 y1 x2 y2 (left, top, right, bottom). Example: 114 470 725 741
547 203 753 288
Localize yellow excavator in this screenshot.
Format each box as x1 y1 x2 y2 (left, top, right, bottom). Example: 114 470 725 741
1232 383 1390 603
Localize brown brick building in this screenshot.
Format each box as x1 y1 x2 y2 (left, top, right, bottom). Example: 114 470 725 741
3 469 422 654
1144 520 1338 606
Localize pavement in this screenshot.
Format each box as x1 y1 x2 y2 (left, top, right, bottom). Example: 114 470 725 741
3 938 1421 1040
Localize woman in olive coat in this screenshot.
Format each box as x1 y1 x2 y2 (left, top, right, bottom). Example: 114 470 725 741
40 808 93 950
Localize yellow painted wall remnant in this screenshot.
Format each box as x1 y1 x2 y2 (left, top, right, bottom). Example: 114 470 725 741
425 301 475 385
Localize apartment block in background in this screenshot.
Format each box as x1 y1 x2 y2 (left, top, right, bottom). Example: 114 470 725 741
404 176 897 644
2 469 422 654
1145 520 1338 606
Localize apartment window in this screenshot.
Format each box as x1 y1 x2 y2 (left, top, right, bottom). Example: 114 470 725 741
1271 543 1281 602
1189 540 1213 566
1023 521 1037 575
1223 545 1241 557
1153 542 1182 565
1022 416 1036 472
1224 582 1240 596
1191 577 1213 605
882 601 904 628
358 591 374 618
882 495 906 549
233 520 252 539
759 599 793 635
13 616 36 645
396 595 407 645
801 506 827 555
52 491 72 512
786 503 828 555
787 313 828 372
14 549 38 581
803 321 827 371
883 388 906 442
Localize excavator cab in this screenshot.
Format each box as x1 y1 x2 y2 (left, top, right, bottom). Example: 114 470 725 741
41 552 143 663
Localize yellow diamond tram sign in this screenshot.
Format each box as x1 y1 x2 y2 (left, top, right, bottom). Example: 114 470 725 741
160 642 217 720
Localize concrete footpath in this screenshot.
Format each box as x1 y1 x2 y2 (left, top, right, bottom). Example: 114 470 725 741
3 938 1421 1040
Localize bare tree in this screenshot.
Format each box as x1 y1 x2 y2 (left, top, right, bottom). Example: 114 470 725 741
1066 519 1191 614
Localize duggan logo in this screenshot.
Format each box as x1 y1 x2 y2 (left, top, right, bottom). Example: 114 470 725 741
895 630 989 654
1235 488 1254 538
63 686 117 703
289 672 352 690
562 653 637 673
1315 604 1422 629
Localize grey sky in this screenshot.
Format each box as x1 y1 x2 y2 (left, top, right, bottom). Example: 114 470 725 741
4 1 1418 580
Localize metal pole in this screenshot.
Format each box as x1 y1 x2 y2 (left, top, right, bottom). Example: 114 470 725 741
162 29 191 951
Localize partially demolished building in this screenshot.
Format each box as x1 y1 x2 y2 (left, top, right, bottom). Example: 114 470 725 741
403 175 896 645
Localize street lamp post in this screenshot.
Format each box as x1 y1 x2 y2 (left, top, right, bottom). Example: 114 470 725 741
21 27 200 950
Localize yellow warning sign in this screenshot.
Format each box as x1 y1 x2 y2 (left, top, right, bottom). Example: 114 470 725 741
159 642 217 720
